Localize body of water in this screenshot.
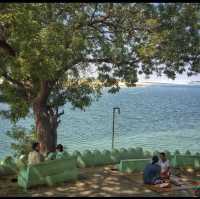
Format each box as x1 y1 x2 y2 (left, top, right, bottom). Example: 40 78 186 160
0 84 200 158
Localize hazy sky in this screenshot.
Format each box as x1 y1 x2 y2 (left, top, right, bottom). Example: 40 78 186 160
138 72 200 83
82 63 200 83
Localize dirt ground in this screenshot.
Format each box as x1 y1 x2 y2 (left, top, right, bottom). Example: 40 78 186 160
0 165 199 197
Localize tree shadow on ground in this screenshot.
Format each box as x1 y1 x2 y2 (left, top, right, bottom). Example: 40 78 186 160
0 165 198 197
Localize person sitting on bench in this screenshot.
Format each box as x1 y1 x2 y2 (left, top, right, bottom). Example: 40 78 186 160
56 144 66 159
159 152 171 180
28 142 44 165
143 155 162 185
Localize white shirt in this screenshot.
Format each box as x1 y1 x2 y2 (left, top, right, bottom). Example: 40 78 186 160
159 159 170 173
28 151 41 166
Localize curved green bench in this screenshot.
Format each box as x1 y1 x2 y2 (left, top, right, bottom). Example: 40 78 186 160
93 150 104 166
143 150 152 158
46 152 57 160
0 156 18 176
118 158 151 173
17 157 78 189
16 155 27 170
77 150 95 168
110 149 121 164
119 148 129 160
171 155 200 169
102 150 113 165
56 151 70 159
71 148 200 169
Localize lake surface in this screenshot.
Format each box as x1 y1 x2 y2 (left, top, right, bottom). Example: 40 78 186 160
0 84 200 158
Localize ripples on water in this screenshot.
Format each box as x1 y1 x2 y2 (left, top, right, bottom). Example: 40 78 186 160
0 84 200 158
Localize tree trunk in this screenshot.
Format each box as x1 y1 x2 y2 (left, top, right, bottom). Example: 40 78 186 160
33 104 58 154
32 80 59 154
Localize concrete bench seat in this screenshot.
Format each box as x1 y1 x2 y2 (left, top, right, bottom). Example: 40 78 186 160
0 156 18 176
171 155 200 169
117 158 151 173
17 157 78 189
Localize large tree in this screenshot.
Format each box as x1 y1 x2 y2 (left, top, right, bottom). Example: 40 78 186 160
0 3 199 153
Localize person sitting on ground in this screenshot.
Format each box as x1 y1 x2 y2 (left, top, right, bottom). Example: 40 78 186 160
159 152 171 180
28 142 43 165
143 155 162 185
56 144 67 159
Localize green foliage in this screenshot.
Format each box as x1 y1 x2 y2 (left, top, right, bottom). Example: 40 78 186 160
0 3 199 145
6 125 37 158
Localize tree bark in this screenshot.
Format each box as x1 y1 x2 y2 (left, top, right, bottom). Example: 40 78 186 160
32 80 59 154
33 102 58 154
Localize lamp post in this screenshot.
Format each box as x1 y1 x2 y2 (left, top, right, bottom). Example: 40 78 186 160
112 107 120 150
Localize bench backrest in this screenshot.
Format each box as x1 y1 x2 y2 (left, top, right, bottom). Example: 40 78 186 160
171 155 200 168
119 158 151 172
27 157 77 179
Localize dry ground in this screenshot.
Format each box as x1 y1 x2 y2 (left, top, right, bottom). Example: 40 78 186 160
0 165 198 197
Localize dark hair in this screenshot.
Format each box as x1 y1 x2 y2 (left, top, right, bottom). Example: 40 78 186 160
152 155 159 164
32 142 39 151
56 144 63 152
160 152 166 157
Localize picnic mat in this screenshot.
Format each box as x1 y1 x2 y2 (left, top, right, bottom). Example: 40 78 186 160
145 184 172 193
145 183 194 193
123 174 194 194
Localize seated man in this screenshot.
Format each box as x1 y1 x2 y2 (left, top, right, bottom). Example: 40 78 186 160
159 152 171 179
28 142 43 165
143 155 162 185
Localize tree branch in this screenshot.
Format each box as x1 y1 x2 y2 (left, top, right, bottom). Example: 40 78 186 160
0 40 16 56
57 110 64 117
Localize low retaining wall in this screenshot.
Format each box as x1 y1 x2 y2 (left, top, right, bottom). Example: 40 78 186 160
118 158 151 173
171 155 200 169
71 148 200 169
73 147 153 168
2 148 200 172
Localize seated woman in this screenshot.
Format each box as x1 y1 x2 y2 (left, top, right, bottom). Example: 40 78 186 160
159 152 171 180
56 144 67 159
143 156 163 185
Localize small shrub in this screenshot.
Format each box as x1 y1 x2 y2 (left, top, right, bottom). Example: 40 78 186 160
6 125 37 160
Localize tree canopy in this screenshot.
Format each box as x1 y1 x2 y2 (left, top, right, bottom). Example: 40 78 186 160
0 3 199 152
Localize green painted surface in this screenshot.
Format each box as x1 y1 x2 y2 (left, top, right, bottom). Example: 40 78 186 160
73 148 188 168
16 155 27 169
118 158 151 173
0 156 18 176
76 150 95 168
134 147 144 158
93 150 104 166
171 155 200 169
185 150 192 156
174 150 181 155
143 150 152 158
72 150 81 157
110 149 121 164
17 157 78 189
46 152 56 160
2 148 200 179
119 148 128 160
127 148 136 159
102 150 113 165
56 151 70 159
